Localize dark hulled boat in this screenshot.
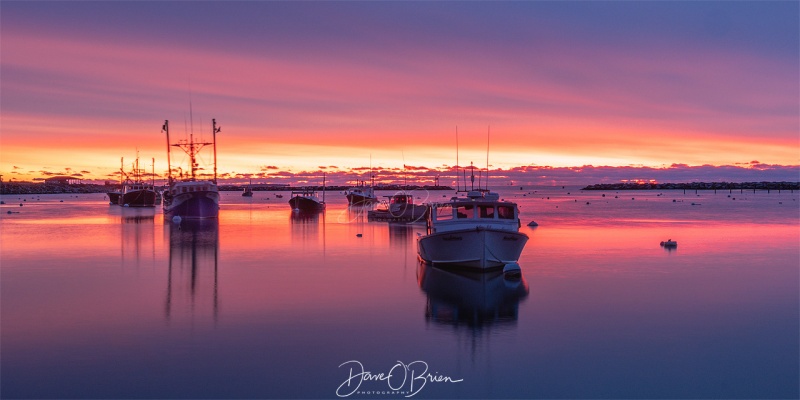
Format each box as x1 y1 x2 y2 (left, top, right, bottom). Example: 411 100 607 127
289 175 326 211
119 156 156 207
162 119 221 219
288 188 325 211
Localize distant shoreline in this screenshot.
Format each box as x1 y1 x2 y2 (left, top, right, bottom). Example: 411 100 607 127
582 182 799 191
0 182 454 195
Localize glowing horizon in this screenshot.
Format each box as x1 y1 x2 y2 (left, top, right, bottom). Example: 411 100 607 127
1 2 798 183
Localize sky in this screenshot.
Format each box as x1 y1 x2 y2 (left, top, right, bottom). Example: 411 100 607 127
1 1 798 186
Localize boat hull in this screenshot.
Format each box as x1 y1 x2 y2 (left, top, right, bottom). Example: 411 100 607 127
346 193 377 205
289 196 325 211
164 191 219 219
107 191 122 205
417 228 528 269
368 204 428 222
120 189 156 207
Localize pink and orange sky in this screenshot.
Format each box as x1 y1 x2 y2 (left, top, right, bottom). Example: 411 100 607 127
1 2 798 185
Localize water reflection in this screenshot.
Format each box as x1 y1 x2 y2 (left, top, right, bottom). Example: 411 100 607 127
417 262 529 329
290 209 325 244
120 208 155 268
388 223 415 248
166 220 219 322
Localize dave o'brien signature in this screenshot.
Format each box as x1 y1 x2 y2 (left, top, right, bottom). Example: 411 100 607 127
336 360 463 398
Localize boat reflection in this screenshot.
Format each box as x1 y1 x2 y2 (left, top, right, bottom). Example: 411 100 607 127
388 223 416 248
166 220 219 322
120 208 155 268
290 209 325 243
417 262 529 328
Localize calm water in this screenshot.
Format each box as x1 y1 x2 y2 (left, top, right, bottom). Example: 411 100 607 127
2 187 798 399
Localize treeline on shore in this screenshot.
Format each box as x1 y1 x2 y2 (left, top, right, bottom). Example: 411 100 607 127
0 182 454 195
582 181 800 191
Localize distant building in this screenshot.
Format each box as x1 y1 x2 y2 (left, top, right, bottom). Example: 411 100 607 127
44 176 81 185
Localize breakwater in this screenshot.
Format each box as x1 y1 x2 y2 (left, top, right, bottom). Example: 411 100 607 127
582 181 799 191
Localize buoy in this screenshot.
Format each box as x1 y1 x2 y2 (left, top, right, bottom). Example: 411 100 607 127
503 263 522 280
527 220 538 227
356 233 363 237
172 216 182 224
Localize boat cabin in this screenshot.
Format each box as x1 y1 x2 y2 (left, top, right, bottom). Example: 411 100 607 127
171 181 216 195
427 192 520 233
390 193 413 205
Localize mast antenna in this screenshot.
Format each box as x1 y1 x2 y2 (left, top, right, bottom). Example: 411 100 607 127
163 121 171 184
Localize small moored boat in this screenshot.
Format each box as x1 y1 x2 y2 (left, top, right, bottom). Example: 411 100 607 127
367 192 428 222
289 175 326 212
660 239 678 248
242 180 253 197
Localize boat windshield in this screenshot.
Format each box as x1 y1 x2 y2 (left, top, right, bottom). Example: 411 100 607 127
456 205 474 219
498 205 515 219
434 202 516 221
391 195 411 204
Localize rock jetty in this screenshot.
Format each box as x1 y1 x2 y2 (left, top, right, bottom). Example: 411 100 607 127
582 181 799 191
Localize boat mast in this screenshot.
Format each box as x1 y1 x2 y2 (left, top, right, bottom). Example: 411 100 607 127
163 120 172 184
455 126 461 192
212 118 220 184
135 152 140 183
486 126 490 191
470 161 475 191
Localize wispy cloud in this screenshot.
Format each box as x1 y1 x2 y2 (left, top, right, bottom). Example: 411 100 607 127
1 2 797 180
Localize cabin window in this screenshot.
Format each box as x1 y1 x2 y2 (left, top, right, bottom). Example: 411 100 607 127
478 205 495 219
435 205 454 221
456 205 474 219
498 205 515 219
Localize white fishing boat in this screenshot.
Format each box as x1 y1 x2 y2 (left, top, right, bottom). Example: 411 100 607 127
417 135 528 269
345 181 377 205
417 190 528 269
161 119 221 219
345 164 377 205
